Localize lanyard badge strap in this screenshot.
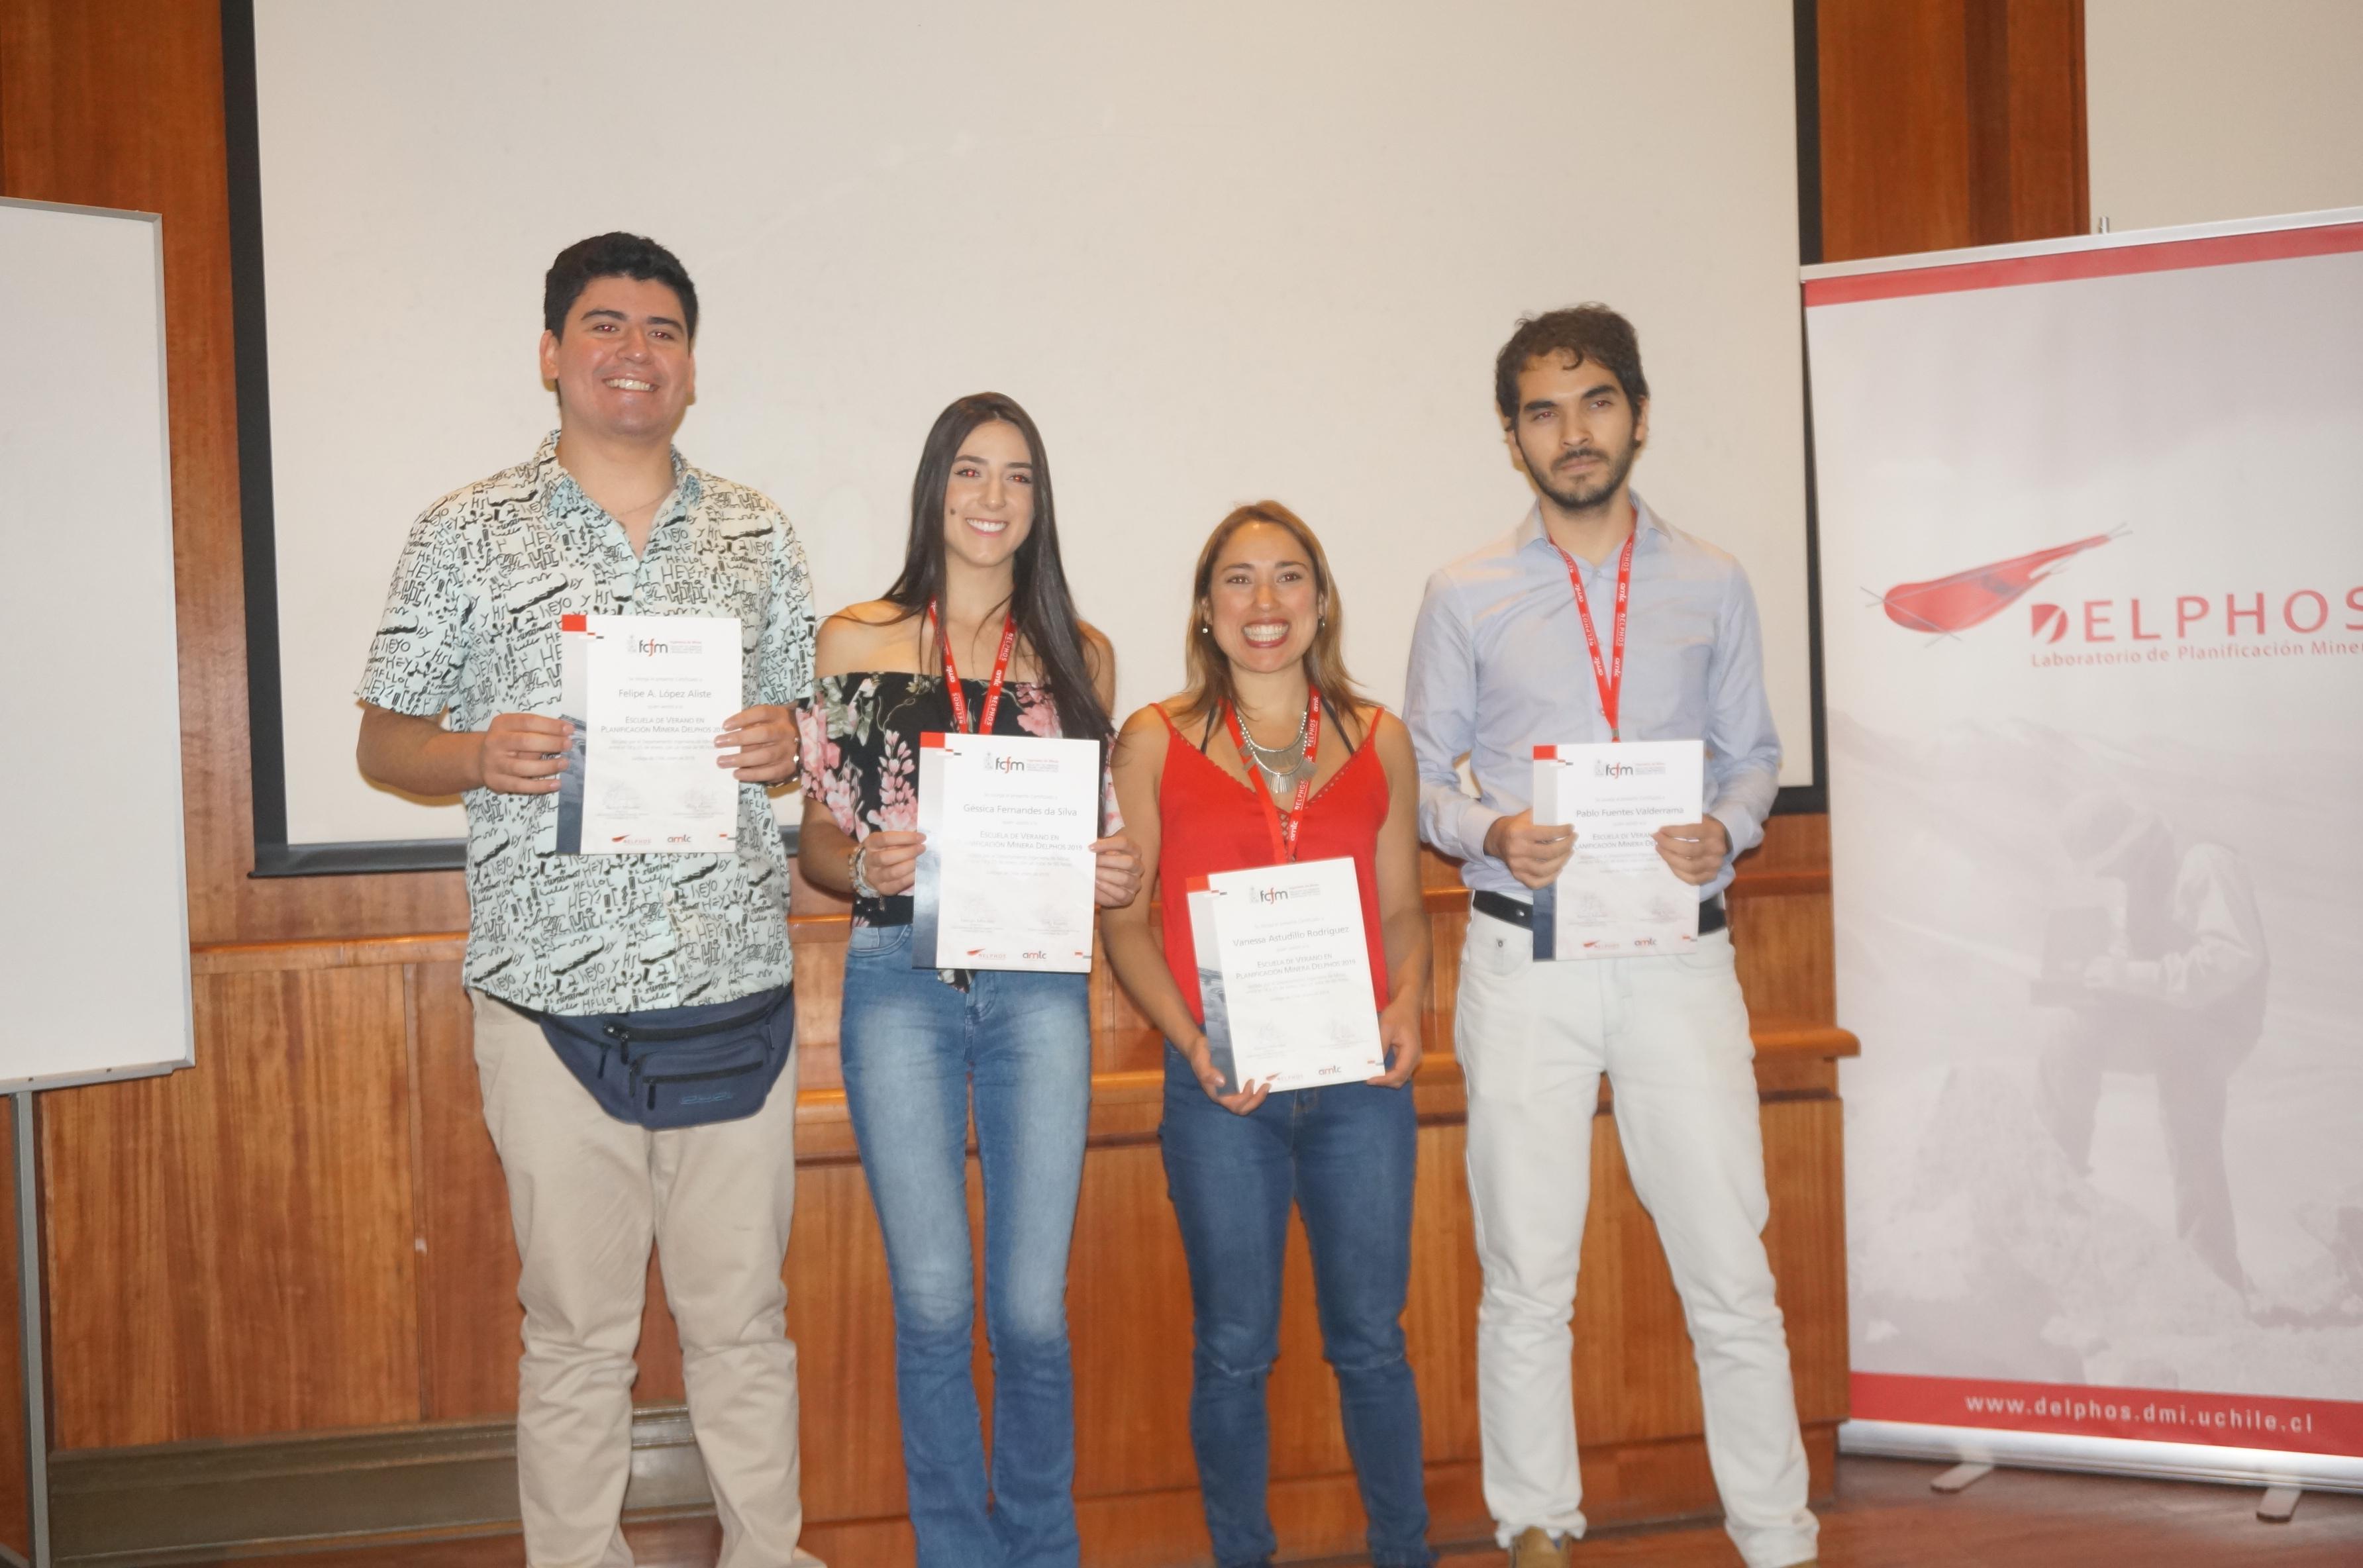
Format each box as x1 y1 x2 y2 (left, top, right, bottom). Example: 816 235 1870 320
927 600 1019 735
1550 534 1633 742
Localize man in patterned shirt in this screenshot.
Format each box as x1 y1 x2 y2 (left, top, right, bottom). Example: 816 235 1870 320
357 234 821 1567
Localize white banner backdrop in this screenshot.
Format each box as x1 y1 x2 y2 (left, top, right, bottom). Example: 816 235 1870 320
1807 210 2363 1478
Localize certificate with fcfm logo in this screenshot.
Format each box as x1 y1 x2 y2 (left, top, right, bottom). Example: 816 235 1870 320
556 613 743 854
911 732 1101 973
1531 738 1705 959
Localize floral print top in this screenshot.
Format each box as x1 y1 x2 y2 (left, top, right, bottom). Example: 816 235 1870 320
797 672 1113 928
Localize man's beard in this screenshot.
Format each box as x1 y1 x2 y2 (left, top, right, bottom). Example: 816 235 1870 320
1531 437 1639 514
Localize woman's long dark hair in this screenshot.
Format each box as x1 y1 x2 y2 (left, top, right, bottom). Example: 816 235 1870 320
881 393 1111 742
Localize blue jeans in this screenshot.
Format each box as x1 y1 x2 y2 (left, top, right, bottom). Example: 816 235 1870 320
1160 1045 1434 1568
840 924 1093 1568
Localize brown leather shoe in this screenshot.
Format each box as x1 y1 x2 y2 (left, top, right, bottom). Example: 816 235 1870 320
1507 1526 1568 1567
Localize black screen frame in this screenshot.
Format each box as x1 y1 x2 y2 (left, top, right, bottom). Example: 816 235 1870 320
1775 0 1831 818
223 0 467 875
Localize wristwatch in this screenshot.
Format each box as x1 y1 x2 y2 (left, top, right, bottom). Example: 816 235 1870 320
848 841 880 900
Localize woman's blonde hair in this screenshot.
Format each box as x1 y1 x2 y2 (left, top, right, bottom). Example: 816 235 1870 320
1174 501 1368 744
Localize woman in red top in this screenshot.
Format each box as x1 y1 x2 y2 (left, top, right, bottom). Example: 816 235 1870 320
1104 502 1434 1568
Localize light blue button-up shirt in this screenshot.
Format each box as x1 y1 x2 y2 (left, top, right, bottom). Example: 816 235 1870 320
1403 494 1781 903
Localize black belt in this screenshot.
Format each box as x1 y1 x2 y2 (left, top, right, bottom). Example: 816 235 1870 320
1472 888 1726 935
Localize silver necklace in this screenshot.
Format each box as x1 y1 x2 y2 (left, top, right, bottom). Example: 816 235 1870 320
1239 702 1312 789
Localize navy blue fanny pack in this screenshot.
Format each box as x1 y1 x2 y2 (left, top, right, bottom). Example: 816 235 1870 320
519 985 795 1129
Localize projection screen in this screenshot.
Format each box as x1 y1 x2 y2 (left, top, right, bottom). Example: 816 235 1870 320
234 0 1815 866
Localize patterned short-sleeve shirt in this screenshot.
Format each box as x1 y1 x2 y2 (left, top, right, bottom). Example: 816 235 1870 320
358 431 817 1013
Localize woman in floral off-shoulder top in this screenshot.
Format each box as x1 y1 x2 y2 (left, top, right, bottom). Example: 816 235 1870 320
795 393 1140 1568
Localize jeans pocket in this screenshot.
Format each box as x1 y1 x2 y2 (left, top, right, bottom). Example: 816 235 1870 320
846 920 913 958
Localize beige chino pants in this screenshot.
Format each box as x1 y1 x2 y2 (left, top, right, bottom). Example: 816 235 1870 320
472 991 821 1568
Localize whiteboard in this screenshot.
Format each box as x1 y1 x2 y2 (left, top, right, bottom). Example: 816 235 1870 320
0 199 193 1090
244 0 1815 854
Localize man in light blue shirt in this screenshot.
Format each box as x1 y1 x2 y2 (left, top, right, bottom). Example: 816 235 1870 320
1405 305 1817 1568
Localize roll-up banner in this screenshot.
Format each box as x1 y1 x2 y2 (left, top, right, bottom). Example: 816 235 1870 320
1805 209 2363 1490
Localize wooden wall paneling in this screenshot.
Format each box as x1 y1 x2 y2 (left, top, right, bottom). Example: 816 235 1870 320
1401 1122 1483 1470
783 1162 908 1527
1816 0 2090 264
40 965 422 1449
1731 814 1838 1027
1966 0 2089 244
1067 1144 1196 1502
1764 1101 1850 1422
787 916 846 1092
0 1104 28 1555
636 1256 689 1408
2000 0 2088 240
1816 0 1977 262
410 959 519 1424
1731 892 1837 1028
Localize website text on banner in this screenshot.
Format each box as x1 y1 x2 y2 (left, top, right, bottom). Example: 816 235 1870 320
1805 211 2363 1471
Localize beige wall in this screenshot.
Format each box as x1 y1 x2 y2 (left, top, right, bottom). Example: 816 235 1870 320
2087 0 2363 232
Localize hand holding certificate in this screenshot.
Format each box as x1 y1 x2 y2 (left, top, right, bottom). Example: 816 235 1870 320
1531 738 1706 959
556 613 744 854
1200 856 1385 1093
912 732 1101 973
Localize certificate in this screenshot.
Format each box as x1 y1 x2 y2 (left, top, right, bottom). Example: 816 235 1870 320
1531 739 1705 959
554 613 742 855
911 732 1100 973
1204 856 1385 1093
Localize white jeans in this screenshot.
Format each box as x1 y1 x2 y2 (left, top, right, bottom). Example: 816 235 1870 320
472 992 824 1568
1456 914 1817 1568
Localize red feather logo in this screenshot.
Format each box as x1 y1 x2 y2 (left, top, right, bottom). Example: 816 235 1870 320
1871 532 2119 636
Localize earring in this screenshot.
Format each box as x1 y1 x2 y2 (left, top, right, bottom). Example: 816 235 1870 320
1199 624 1210 634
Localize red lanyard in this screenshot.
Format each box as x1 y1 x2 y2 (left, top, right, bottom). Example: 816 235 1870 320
1226 693 1323 863
1548 533 1633 741
927 601 1018 735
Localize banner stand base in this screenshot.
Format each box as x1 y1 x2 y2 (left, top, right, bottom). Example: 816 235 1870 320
2258 1483 2302 1522
1842 1420 2363 1498
1929 1461 1993 1493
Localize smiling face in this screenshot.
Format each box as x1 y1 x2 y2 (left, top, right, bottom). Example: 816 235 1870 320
1507 350 1648 514
1202 520 1323 677
537 275 696 444
939 418 1036 572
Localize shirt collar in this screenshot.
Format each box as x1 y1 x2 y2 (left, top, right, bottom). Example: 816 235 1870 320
1515 491 1660 562
532 429 699 518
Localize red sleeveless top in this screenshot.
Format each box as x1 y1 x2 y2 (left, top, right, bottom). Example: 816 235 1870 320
1154 704 1392 1024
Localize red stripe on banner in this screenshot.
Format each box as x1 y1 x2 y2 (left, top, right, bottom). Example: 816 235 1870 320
1852 1372 2363 1458
1804 221 2363 307
561 612 587 631
920 731 946 749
